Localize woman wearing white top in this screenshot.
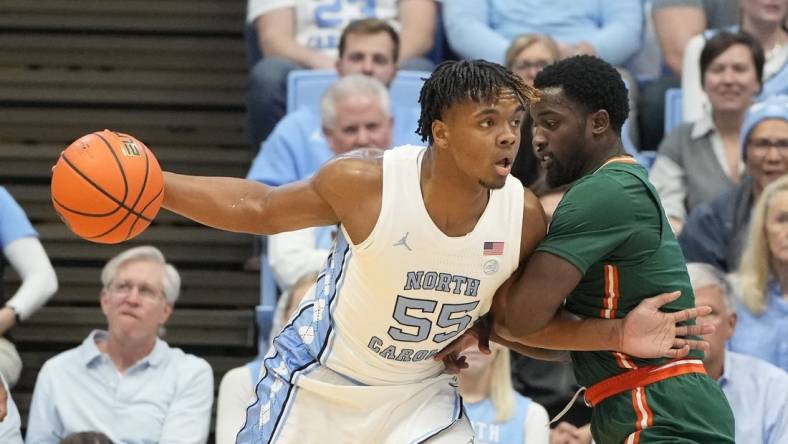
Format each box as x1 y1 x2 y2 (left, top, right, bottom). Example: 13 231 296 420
650 31 763 234
681 0 788 123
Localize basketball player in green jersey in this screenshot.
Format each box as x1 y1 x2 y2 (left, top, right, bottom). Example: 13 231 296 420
440 56 735 443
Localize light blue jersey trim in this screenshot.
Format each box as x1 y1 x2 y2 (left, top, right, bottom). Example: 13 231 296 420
319 231 353 366
236 233 351 444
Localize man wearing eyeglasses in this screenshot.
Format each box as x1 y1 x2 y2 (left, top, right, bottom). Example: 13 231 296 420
680 95 788 272
25 246 214 444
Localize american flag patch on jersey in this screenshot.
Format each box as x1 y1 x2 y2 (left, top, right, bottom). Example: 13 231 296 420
483 241 504 256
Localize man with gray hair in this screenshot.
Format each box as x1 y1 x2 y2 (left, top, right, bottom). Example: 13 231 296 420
320 74 394 156
686 262 788 444
25 246 214 444
265 73 395 291
247 18 422 189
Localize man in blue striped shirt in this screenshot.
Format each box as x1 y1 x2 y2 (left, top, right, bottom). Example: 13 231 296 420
687 262 788 444
25 247 214 444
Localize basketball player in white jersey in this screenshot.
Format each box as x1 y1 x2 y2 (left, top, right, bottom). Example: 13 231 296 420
159 60 710 443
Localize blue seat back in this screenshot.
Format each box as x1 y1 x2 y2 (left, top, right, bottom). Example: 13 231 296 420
286 69 429 112
664 88 683 134
257 236 278 356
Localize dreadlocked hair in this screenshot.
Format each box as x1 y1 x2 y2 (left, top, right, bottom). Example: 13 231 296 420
416 59 539 144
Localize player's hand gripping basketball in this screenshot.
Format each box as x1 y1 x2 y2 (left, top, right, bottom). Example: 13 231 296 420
51 130 163 244
620 291 713 359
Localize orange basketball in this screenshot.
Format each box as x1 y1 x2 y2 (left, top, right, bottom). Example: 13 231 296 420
51 130 164 244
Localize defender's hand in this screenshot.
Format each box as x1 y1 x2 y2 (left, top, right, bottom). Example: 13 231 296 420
621 291 713 359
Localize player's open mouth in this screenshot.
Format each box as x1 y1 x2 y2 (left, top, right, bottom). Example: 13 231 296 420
495 157 512 175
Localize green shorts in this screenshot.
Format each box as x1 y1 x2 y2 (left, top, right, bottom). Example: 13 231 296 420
590 373 734 443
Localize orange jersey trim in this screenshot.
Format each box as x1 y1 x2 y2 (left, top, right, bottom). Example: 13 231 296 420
600 156 638 169
613 351 638 370
601 264 620 319
602 264 638 369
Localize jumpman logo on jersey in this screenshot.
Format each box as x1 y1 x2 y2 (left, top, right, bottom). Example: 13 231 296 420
393 232 412 251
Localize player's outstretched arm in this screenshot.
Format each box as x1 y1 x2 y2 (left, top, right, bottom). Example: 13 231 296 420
162 149 383 236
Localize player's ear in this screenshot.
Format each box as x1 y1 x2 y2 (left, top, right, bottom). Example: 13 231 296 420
432 120 449 150
590 110 609 136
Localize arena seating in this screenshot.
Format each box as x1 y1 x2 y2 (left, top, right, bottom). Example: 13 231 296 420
664 88 684 134
0 0 259 438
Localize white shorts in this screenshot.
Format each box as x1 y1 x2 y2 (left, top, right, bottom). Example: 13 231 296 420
236 356 471 444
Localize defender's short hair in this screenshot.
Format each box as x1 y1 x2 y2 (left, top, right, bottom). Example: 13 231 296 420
533 55 629 135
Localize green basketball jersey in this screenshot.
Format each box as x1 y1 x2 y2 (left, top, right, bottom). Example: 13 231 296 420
536 159 701 387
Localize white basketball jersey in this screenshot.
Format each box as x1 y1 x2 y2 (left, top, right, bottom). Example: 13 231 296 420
318 146 524 385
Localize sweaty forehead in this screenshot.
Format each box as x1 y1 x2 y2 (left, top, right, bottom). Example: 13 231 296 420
532 87 581 114
534 87 568 106
468 88 526 110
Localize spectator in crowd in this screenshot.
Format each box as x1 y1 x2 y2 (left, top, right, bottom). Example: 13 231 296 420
505 34 568 219
505 34 561 88
0 187 58 387
58 432 113 444
459 344 550 444
686 262 788 444
682 0 788 123
730 174 788 371
652 0 738 76
0 376 23 444
25 246 213 444
680 94 788 272
640 0 738 150
247 19 421 189
443 1 642 67
245 0 436 149
650 31 764 234
253 73 394 291
215 273 316 444
442 1 643 149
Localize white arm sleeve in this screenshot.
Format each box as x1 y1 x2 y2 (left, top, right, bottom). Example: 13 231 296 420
267 228 330 290
681 33 709 124
523 401 550 444
3 237 57 320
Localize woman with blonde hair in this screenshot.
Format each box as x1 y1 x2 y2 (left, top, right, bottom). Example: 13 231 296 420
459 343 550 444
505 34 561 87
505 33 568 220
732 174 788 371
